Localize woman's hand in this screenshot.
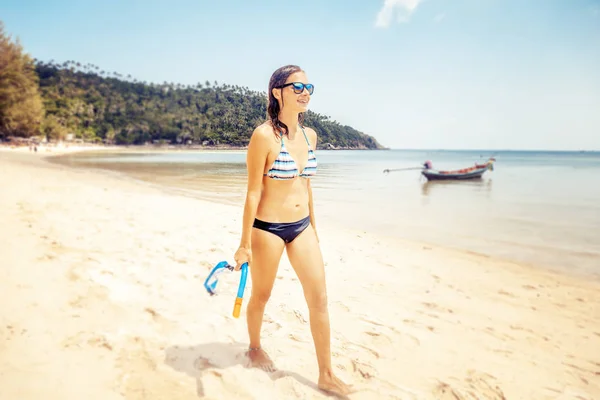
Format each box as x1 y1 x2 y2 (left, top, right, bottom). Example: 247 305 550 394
234 246 252 270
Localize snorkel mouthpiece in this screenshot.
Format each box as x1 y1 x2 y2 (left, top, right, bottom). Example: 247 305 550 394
233 262 249 318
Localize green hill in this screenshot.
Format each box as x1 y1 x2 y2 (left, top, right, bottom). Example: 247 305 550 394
34 61 385 149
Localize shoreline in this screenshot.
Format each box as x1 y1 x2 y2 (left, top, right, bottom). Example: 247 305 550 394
1 149 599 400
7 146 597 283
0 142 388 154
35 145 600 283
40 148 600 283
7 147 598 284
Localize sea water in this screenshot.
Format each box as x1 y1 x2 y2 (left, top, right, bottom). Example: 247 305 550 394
53 149 600 278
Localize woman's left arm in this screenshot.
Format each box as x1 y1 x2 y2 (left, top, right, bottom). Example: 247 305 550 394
308 179 317 235
306 127 319 241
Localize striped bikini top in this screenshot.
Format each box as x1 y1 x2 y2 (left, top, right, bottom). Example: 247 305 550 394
264 127 317 180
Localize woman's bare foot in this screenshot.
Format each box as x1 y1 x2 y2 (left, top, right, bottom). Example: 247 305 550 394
318 370 354 397
246 347 277 372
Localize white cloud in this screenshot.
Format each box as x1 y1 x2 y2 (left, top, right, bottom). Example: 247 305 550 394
433 12 445 23
375 0 422 28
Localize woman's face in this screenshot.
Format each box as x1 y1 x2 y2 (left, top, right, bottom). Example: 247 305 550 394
276 71 313 113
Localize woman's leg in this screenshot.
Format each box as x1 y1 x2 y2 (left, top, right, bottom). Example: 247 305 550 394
286 226 353 395
246 227 286 371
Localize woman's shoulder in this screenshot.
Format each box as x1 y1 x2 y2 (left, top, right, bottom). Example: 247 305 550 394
249 122 277 146
254 121 275 135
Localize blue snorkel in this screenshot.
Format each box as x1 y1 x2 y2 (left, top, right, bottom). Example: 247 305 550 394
203 261 249 318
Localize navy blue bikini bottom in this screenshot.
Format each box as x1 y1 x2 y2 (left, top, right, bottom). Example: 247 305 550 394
253 216 311 243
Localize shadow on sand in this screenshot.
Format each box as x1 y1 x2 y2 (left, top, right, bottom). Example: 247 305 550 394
164 341 348 399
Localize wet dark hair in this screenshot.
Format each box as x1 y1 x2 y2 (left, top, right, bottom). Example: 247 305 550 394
267 64 305 137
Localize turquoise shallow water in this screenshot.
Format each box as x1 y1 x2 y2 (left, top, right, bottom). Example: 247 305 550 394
53 149 600 278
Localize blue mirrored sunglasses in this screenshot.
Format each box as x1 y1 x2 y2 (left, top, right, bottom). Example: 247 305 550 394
277 82 314 95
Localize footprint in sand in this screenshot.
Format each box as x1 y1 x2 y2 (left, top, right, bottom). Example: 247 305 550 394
292 309 307 324
422 301 454 314
361 330 396 350
332 328 384 383
361 316 421 347
66 265 83 282
144 307 177 332
497 289 516 298
332 300 350 312
563 361 600 386
350 359 377 380
483 326 514 341
116 337 191 399
38 251 58 261
351 342 381 360
255 313 285 339
1 324 24 345
334 350 378 381
62 331 113 351
509 324 550 342
360 316 385 327
288 332 311 344
464 370 507 399
433 381 466 400
432 370 506 400
67 280 116 322
276 305 307 327
492 348 513 356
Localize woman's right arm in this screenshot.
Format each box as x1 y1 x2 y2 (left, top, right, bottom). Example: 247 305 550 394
237 126 270 255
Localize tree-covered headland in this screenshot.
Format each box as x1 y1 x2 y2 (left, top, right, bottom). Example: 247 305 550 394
0 22 385 150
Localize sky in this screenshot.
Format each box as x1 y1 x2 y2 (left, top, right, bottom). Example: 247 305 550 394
1 0 599 150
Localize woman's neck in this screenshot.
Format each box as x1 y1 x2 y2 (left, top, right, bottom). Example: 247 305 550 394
278 108 299 138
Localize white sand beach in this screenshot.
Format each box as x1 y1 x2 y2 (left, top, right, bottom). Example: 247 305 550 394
1 151 598 400
0 142 113 155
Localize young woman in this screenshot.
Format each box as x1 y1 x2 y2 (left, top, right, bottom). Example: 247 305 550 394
234 65 353 396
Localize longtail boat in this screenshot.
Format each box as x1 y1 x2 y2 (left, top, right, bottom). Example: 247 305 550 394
420 157 496 181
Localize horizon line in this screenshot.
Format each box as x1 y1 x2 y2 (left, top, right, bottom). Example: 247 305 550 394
381 148 599 153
